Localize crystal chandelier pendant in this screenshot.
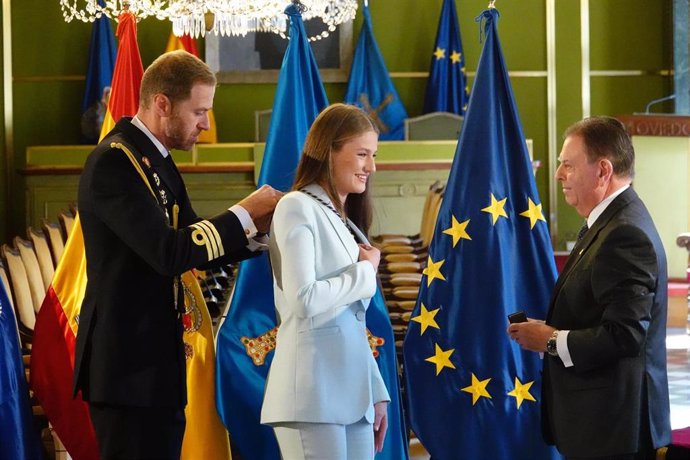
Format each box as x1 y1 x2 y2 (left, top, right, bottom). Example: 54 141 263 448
59 0 357 40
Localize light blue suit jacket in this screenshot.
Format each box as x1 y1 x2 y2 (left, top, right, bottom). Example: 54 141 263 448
261 184 390 425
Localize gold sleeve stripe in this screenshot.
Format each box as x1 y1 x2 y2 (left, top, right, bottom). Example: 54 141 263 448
190 223 214 260
193 221 218 259
196 220 225 257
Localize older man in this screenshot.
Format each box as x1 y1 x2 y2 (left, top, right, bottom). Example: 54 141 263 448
509 116 671 460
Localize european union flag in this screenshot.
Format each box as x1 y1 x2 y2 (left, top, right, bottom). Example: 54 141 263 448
344 3 408 140
80 0 116 144
423 0 470 115
215 4 328 459
0 283 43 460
403 8 562 460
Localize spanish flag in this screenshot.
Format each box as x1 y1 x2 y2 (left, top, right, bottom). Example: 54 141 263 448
164 31 218 143
30 9 143 460
99 9 143 140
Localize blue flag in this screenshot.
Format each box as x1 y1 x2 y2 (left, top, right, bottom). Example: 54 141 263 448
367 290 410 460
403 9 562 460
423 0 470 115
215 5 328 459
0 283 43 460
80 0 116 144
344 3 408 140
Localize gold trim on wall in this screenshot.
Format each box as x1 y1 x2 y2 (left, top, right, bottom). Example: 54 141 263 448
3 0 13 235
547 0 558 240
389 70 549 79
589 69 673 77
581 0 590 118
13 75 86 82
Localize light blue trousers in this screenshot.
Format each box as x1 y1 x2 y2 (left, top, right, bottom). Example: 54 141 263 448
273 418 374 460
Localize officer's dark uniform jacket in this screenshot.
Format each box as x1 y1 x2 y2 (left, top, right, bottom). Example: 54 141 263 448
73 117 256 409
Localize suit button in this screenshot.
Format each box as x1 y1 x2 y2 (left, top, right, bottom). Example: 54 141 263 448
356 310 365 321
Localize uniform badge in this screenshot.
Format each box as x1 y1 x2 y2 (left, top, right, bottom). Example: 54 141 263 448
153 172 161 186
141 156 151 168
159 189 168 205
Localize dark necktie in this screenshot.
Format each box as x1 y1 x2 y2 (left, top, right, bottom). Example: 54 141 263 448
576 223 589 242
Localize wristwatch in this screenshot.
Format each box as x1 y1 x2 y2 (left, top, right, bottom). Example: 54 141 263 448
546 330 559 357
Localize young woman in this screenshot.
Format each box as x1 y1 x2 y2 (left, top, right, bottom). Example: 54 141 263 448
261 103 390 460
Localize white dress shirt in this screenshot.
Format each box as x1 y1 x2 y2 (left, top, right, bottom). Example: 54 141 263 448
558 184 630 367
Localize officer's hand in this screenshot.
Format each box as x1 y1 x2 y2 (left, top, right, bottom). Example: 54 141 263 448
238 185 283 225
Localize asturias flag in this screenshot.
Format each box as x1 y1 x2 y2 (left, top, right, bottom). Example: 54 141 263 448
344 3 408 140
80 0 116 144
215 5 328 459
403 8 562 460
367 289 410 460
423 0 470 115
1 282 44 460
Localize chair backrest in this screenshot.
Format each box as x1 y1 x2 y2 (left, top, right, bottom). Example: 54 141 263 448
1 244 36 331
58 211 75 242
404 112 464 141
254 109 273 142
417 181 443 238
43 220 65 264
420 185 444 247
14 236 46 314
28 227 55 288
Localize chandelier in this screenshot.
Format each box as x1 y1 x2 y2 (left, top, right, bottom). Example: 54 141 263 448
59 0 358 40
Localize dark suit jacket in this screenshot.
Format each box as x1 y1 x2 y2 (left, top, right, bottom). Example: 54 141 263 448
543 187 671 457
74 118 255 409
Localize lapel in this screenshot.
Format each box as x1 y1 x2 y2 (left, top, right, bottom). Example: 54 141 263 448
302 183 358 264
548 187 637 315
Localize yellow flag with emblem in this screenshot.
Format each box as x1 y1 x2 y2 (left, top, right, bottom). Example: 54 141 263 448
180 270 232 460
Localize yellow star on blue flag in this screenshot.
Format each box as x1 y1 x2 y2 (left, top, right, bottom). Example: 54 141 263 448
481 193 508 225
507 377 537 409
519 197 546 229
410 303 440 335
425 343 456 376
422 256 446 287
461 373 492 405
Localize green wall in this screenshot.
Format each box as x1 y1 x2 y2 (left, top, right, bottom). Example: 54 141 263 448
1 0 673 244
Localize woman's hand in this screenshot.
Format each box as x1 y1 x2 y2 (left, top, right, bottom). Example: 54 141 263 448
373 401 388 453
358 244 381 272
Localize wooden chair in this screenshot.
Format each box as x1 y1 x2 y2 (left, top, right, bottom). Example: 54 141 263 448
43 221 65 265
58 211 75 242
375 181 443 246
2 244 36 332
14 237 47 314
28 227 55 288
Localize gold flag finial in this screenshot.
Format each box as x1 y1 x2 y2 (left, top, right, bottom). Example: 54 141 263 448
488 0 496 8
